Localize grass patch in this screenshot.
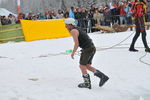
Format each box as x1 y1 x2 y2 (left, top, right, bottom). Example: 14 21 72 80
0 24 24 43
0 24 21 30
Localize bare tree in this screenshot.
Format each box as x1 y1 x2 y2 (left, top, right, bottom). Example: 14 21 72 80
61 0 66 10
0 0 107 14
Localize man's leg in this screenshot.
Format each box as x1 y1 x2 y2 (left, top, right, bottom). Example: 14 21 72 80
129 25 141 52
141 30 149 49
86 64 109 87
129 17 142 52
139 16 150 52
79 64 88 74
78 64 91 89
86 64 96 72
120 16 123 25
141 31 150 52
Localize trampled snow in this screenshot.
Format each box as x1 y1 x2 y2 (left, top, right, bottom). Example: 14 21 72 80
0 30 150 100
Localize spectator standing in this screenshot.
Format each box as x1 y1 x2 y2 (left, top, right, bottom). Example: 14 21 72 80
129 0 150 52
57 10 64 19
93 9 101 26
104 7 111 26
64 8 69 18
119 2 127 25
69 6 75 18
146 0 150 22
113 2 120 24
8 14 16 24
1 16 11 25
124 3 132 24
110 2 116 24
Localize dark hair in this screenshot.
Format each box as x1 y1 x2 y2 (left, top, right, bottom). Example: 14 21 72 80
128 3 132 7
71 6 74 10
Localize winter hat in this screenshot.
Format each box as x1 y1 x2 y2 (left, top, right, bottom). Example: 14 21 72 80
64 18 76 26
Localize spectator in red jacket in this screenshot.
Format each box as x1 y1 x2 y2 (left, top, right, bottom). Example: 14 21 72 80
129 0 150 52
119 1 127 25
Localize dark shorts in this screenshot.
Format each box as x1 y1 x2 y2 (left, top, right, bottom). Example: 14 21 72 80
80 45 96 65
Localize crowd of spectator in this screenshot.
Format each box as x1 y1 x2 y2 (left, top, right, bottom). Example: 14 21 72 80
0 14 17 25
1 0 150 32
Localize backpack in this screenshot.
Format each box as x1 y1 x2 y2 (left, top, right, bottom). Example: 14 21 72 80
132 2 146 17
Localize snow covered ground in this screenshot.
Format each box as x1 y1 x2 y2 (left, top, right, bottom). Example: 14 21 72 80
0 30 150 100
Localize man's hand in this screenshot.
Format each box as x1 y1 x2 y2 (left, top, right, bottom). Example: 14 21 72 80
70 29 79 59
71 52 75 59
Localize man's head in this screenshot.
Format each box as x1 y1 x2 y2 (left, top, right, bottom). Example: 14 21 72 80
64 18 76 31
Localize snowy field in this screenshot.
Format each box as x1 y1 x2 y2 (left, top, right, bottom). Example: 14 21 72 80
0 30 150 100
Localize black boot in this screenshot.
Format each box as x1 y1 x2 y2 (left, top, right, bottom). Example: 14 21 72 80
94 70 109 87
129 48 138 52
145 48 150 53
78 74 91 89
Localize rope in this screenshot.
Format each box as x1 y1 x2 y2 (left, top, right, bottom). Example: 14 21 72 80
32 53 66 58
96 32 135 51
96 46 144 50
1 31 149 67
26 31 150 67
32 51 82 58
139 52 150 66
0 56 14 60
0 56 8 58
32 52 74 58
94 31 150 67
32 32 134 59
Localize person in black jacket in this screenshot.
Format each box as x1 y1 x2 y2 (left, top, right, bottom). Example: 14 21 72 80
129 0 150 52
64 18 109 89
